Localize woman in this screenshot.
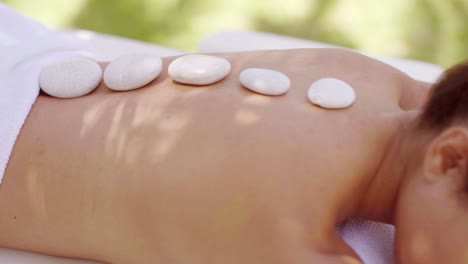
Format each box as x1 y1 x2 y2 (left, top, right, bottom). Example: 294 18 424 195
2 41 468 263
2 3 468 264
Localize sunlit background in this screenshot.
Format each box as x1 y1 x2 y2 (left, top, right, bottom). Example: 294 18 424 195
2 0 467 67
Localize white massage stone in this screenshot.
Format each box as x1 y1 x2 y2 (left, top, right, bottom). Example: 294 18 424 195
104 53 163 91
307 78 356 109
239 68 290 96
168 54 231 85
39 57 102 99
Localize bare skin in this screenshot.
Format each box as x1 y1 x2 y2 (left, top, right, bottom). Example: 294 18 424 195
0 49 428 264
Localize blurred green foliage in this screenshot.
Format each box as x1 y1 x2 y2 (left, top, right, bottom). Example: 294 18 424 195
2 0 467 67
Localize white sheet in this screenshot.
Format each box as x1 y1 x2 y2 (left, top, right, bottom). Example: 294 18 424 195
199 31 444 83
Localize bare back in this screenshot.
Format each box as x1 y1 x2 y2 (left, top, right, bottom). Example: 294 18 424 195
0 49 424 263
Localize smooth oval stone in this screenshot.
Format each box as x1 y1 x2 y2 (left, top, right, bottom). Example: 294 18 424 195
104 53 163 91
307 78 356 109
39 56 102 99
239 68 290 96
168 54 231 85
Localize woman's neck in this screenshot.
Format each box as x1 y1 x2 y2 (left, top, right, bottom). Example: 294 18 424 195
348 111 421 224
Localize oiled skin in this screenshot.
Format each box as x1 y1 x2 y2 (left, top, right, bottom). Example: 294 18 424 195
0 49 425 263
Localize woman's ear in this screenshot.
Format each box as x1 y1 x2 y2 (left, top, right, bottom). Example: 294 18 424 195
423 127 468 186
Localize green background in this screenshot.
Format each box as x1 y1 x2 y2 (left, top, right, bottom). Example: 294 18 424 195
3 0 467 68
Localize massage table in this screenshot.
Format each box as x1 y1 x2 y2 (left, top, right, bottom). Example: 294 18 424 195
0 30 444 264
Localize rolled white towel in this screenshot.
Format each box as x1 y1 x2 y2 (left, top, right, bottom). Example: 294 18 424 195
0 3 101 184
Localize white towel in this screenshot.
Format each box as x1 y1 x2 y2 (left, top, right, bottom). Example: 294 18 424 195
0 3 100 184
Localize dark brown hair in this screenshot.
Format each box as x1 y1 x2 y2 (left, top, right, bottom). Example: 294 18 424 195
418 62 468 130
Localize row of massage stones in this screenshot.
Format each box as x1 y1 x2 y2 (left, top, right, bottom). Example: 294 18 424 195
39 53 356 109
